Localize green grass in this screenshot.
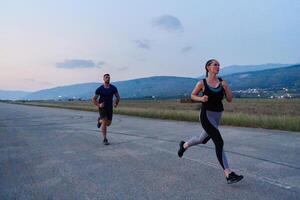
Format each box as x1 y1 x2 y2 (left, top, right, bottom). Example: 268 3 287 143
12 99 300 132
222 113 300 132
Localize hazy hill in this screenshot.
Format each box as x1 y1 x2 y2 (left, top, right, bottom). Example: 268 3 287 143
224 64 300 91
0 90 30 100
2 64 299 100
25 83 99 100
113 76 198 98
219 63 294 76
25 76 199 100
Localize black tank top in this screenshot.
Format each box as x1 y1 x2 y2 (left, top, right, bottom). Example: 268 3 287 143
202 78 224 112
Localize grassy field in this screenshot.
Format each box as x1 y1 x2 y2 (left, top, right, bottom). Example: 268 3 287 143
12 99 300 132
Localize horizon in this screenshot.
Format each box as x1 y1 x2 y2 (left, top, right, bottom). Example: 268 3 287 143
1 62 299 93
1 1 300 91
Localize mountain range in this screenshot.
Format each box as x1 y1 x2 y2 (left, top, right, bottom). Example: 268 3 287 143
218 63 293 76
225 64 300 91
1 63 299 100
0 90 31 100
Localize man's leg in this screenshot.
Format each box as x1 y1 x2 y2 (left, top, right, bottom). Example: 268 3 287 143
101 119 107 139
103 108 112 145
101 119 112 145
106 120 112 126
97 108 105 128
97 117 101 128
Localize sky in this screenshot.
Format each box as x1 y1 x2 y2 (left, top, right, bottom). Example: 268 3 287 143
1 0 300 91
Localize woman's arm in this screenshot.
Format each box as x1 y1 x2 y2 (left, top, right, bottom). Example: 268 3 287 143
191 80 208 102
221 79 233 102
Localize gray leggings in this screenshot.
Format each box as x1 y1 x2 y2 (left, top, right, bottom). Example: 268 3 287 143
187 110 229 169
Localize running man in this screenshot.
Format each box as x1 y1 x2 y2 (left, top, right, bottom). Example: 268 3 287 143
92 74 120 145
177 59 243 184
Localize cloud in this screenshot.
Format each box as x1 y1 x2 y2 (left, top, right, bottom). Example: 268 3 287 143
152 15 184 32
133 40 150 50
97 61 106 68
55 59 103 69
181 46 193 53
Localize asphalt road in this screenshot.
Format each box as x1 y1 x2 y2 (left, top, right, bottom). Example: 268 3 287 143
0 103 299 200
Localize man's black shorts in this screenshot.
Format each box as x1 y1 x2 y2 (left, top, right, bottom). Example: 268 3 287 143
99 107 113 121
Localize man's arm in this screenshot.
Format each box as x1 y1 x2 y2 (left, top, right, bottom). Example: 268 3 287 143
92 95 100 107
92 94 104 108
114 92 120 108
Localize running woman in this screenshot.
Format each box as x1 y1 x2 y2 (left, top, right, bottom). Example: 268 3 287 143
177 59 243 184
92 74 120 145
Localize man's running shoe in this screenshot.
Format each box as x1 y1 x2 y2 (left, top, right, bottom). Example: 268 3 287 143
226 172 244 184
103 138 110 145
178 141 186 158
